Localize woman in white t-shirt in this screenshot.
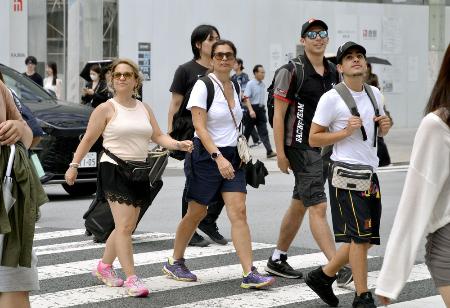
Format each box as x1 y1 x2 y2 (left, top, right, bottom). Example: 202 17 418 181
163 40 275 289
376 44 450 306
43 62 62 99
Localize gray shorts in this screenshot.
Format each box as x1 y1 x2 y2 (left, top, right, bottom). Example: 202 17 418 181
286 146 327 207
425 223 450 288
0 250 39 292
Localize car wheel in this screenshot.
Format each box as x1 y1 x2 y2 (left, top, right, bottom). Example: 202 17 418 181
62 182 97 197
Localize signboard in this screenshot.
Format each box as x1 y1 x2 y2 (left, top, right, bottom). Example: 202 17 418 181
9 0 28 71
138 42 151 81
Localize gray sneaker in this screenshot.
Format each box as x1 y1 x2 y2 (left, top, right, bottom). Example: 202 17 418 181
337 265 353 287
163 257 197 282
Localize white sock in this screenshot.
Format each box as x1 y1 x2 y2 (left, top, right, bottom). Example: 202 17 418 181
272 249 287 261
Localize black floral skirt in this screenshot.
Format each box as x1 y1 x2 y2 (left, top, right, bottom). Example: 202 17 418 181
99 161 152 208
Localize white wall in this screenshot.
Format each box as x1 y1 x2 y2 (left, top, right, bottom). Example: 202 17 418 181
118 0 444 130
0 1 11 66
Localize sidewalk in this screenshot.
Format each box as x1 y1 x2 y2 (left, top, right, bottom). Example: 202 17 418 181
166 127 417 172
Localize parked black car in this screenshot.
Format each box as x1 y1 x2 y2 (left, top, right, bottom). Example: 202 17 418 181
0 63 102 196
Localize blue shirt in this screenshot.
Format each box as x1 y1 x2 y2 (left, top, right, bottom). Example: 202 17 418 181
243 79 266 106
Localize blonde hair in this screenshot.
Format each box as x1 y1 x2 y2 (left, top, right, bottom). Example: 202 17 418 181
108 58 143 97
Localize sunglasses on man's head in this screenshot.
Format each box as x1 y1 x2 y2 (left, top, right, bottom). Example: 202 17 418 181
112 72 135 80
213 52 236 61
304 30 328 40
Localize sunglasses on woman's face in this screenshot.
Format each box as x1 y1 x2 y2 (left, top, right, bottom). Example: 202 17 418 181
112 72 135 80
213 52 236 61
305 30 328 40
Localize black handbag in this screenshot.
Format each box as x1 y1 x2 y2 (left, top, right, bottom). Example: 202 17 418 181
245 159 268 188
103 146 169 185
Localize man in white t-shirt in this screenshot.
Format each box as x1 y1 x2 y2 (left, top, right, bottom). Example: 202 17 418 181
306 42 391 307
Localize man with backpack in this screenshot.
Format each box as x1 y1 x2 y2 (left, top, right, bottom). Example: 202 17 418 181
167 25 227 247
307 42 391 307
265 19 345 281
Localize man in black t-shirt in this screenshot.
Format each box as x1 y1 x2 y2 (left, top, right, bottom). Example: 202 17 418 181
265 19 351 284
167 25 227 247
23 56 43 87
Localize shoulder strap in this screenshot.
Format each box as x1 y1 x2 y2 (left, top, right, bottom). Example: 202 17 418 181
199 75 215 111
231 79 241 101
334 82 368 141
363 83 380 117
290 56 305 96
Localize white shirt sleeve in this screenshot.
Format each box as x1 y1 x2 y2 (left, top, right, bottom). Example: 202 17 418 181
312 91 336 127
375 115 450 299
243 80 253 99
186 80 207 111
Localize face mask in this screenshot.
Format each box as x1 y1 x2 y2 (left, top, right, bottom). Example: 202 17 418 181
90 74 98 81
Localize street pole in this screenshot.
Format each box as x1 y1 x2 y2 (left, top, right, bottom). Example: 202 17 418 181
428 0 446 91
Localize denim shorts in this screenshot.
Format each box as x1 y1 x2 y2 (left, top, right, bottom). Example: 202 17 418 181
184 138 246 206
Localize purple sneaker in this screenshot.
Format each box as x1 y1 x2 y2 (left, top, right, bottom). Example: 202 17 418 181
241 266 275 289
162 257 197 282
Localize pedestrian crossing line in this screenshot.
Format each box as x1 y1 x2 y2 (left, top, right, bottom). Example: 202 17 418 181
389 295 444 307
34 229 87 241
34 232 175 256
30 252 333 307
37 242 275 280
168 263 431 308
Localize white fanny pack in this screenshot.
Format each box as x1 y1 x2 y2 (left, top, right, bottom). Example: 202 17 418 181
331 161 373 191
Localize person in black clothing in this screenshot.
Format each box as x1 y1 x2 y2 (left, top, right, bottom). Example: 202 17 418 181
23 56 43 87
81 64 111 108
265 19 351 284
167 25 228 247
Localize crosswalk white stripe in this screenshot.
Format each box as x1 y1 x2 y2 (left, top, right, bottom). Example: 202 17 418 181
389 295 444 307
34 229 87 241
37 242 275 280
34 232 175 255
169 264 431 308
30 252 331 307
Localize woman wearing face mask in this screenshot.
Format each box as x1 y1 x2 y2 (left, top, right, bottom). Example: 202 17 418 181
81 64 111 108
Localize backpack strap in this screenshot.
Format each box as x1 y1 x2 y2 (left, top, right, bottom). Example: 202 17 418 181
198 75 215 112
334 82 368 141
363 83 380 147
290 56 305 98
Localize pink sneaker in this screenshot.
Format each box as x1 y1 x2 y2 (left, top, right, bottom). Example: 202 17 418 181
124 275 149 297
92 260 124 287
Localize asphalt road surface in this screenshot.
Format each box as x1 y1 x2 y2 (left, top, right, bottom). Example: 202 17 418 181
31 167 443 307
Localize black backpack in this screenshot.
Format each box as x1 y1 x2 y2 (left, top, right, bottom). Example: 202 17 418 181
170 76 240 160
266 56 305 128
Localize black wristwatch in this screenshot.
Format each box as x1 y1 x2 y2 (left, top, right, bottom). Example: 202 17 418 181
211 151 222 160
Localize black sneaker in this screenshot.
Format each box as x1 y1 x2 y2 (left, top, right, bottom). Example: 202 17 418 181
337 265 353 287
305 266 339 307
188 232 210 247
198 222 228 245
264 255 303 278
353 291 376 308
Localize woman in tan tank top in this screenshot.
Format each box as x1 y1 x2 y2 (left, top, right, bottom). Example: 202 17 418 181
64 59 192 297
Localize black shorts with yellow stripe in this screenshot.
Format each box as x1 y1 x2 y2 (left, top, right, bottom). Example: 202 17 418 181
328 173 382 245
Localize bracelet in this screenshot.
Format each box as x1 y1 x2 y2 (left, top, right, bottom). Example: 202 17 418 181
69 163 80 169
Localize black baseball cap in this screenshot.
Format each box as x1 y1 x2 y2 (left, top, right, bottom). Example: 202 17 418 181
336 41 366 64
301 19 328 37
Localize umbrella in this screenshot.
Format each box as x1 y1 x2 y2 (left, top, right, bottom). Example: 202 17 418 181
80 60 113 82
366 56 391 65
0 144 16 262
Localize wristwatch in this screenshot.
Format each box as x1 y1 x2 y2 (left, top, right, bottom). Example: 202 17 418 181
211 151 222 160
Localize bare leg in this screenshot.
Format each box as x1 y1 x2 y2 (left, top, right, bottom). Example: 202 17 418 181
102 202 140 278
276 198 307 251
349 241 370 295
322 243 350 277
308 202 336 261
173 201 207 259
438 285 450 307
0 291 30 308
222 192 252 274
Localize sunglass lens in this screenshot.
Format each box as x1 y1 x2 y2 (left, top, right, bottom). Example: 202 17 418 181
319 31 328 38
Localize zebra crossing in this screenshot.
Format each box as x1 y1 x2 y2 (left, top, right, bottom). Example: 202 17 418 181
30 226 444 307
